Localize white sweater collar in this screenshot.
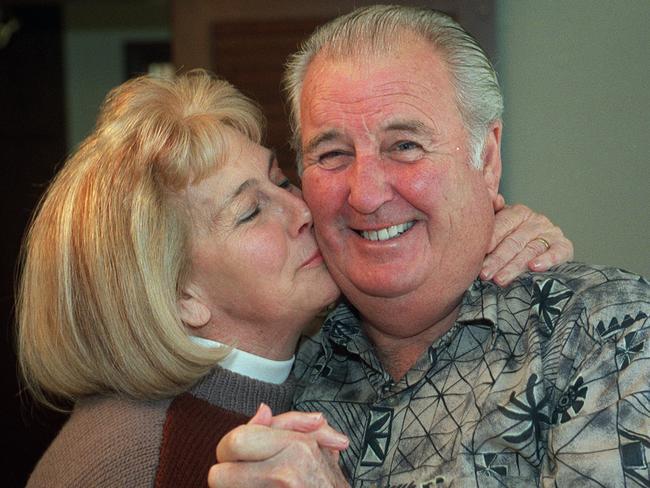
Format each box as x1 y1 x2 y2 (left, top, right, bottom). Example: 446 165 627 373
190 336 294 384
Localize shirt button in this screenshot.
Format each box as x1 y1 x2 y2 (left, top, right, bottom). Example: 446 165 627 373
381 380 394 395
385 395 399 406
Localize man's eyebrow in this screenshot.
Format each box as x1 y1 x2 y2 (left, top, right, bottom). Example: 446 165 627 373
303 129 343 154
382 119 436 136
303 121 435 154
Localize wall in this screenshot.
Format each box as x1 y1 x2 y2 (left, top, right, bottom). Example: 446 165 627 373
64 1 170 149
497 1 649 276
172 0 496 70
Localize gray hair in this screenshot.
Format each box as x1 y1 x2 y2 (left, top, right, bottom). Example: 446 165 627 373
284 4 503 170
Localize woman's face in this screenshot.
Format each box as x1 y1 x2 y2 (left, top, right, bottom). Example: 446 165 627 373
181 130 339 359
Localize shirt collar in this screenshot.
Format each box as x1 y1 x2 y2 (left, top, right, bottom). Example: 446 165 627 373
321 279 499 360
455 279 499 327
190 336 295 384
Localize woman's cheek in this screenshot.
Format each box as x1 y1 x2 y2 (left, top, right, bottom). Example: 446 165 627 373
239 228 288 273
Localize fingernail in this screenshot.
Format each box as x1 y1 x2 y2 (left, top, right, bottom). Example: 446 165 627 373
249 403 271 424
327 433 349 450
308 412 323 423
336 433 349 448
530 260 541 270
481 268 493 280
494 273 509 286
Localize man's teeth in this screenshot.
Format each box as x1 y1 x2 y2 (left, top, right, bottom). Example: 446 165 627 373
360 221 415 241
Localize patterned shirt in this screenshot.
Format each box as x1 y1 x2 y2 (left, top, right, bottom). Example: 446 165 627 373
293 264 650 487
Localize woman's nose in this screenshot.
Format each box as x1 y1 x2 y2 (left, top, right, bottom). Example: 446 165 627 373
284 189 313 237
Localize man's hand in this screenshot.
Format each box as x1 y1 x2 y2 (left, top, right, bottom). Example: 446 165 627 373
208 405 351 488
481 201 574 286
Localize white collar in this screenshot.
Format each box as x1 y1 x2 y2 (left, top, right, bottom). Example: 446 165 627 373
190 336 294 384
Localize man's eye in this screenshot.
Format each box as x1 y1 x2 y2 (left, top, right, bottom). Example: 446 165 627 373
317 150 353 170
238 206 260 224
394 141 421 151
277 178 291 189
389 140 425 162
319 150 345 161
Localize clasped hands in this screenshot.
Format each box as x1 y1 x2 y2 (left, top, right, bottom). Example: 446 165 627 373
208 403 351 488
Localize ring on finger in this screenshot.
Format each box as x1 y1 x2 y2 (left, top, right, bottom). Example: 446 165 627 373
533 236 551 251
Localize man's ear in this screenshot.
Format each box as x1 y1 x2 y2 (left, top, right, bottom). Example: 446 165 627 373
481 121 503 208
178 285 211 329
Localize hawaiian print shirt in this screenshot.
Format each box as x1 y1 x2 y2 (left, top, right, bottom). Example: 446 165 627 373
293 264 650 487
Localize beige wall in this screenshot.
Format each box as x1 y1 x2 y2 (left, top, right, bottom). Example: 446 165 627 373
496 1 649 276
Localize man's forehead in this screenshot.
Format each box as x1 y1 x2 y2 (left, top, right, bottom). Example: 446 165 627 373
306 61 443 99
300 40 458 152
302 51 451 118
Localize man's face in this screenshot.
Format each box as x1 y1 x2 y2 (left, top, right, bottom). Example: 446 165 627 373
299 37 501 320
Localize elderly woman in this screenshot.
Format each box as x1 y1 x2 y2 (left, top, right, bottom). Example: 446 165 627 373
17 71 569 487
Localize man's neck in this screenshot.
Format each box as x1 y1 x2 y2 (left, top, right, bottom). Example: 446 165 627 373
358 298 462 381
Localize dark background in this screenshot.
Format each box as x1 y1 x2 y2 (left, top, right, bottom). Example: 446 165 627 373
1 5 68 486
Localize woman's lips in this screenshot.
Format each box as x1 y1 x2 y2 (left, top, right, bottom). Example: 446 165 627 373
301 249 324 268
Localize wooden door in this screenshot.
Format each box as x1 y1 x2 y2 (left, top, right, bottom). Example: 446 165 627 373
211 19 325 183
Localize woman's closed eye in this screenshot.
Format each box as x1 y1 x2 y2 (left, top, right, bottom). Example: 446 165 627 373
277 178 291 189
269 160 293 190
237 175 292 225
238 204 261 224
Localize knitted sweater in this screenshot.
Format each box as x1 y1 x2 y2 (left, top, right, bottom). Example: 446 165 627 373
26 366 295 487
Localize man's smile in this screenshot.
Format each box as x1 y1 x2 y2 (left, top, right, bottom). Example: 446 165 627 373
355 220 416 241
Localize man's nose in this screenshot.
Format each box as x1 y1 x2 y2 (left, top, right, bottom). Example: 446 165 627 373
347 156 394 214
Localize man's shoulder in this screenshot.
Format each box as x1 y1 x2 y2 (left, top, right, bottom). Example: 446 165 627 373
509 262 649 307
507 262 650 341
514 262 648 293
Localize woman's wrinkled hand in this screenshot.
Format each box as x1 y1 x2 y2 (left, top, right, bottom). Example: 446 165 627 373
207 404 351 488
481 202 574 286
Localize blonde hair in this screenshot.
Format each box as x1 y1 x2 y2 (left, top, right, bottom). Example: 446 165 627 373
284 5 503 171
16 70 264 410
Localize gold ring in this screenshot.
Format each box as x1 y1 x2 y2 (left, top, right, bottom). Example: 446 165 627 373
534 236 551 250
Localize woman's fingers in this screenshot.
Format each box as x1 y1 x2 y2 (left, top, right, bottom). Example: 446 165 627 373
482 204 574 285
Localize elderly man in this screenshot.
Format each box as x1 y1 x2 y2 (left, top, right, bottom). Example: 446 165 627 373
210 5 650 487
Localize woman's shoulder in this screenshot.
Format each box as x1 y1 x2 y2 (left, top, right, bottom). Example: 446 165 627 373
26 395 172 487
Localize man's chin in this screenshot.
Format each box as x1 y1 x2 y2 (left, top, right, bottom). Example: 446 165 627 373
341 274 425 301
